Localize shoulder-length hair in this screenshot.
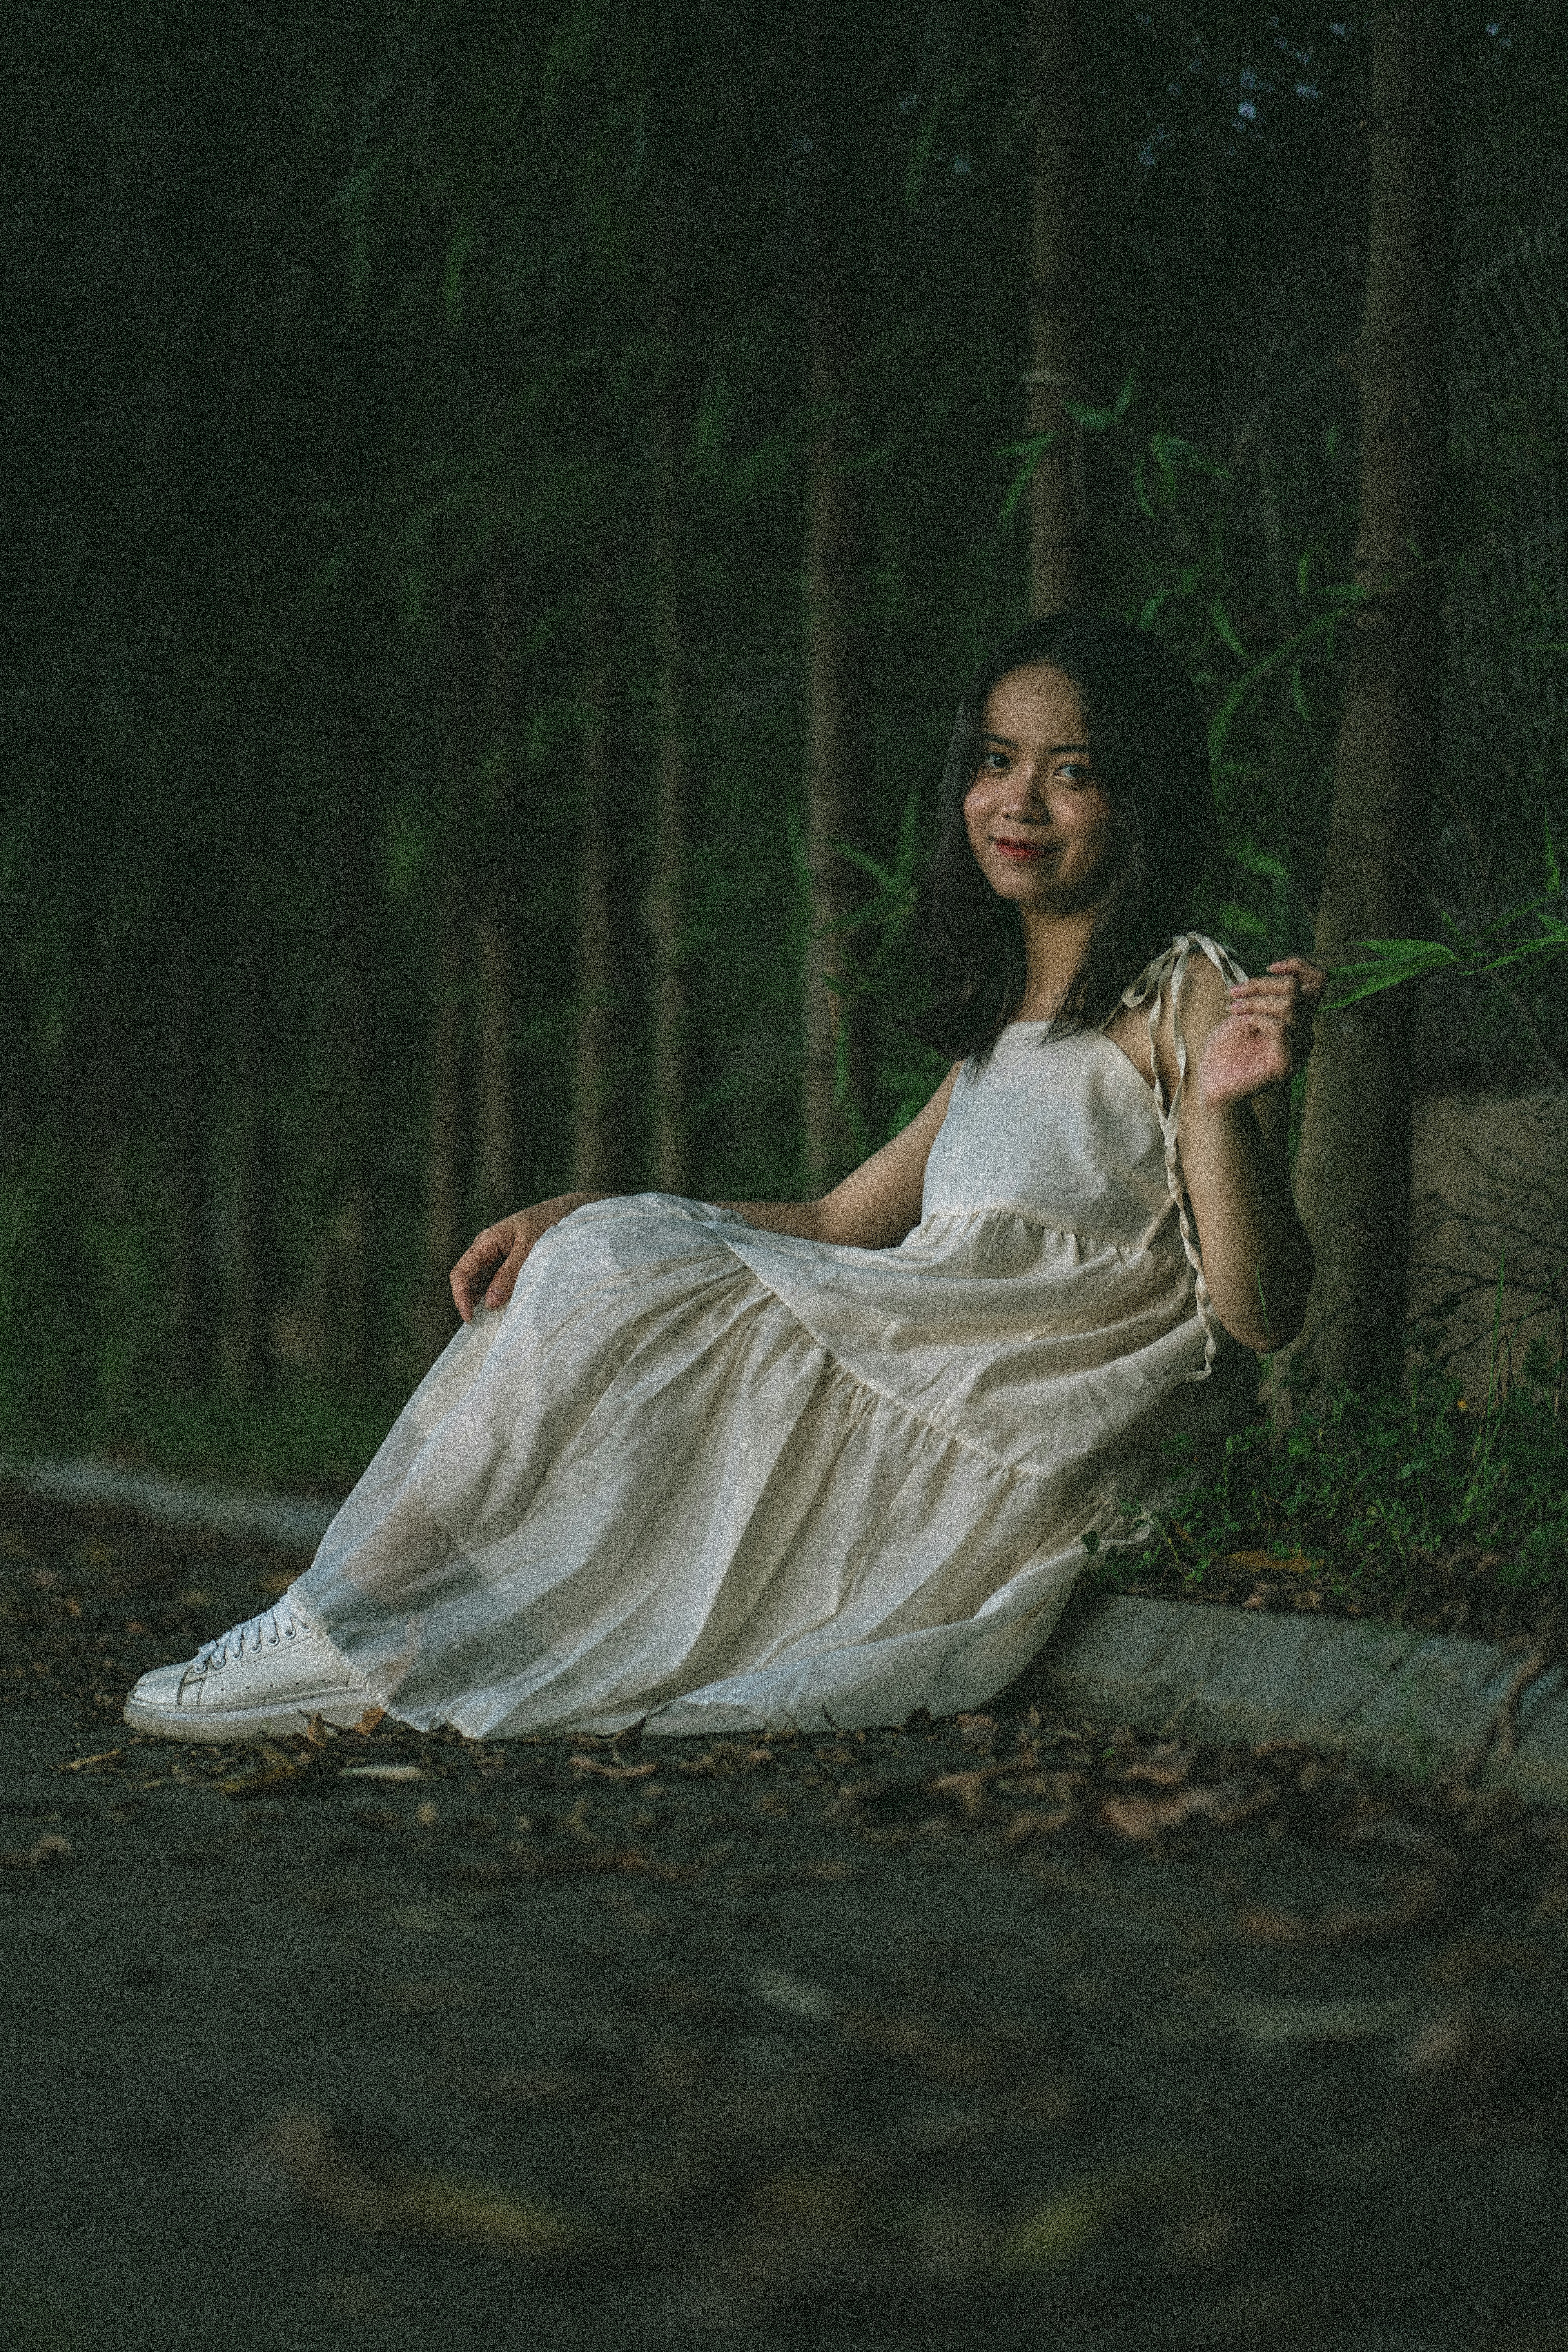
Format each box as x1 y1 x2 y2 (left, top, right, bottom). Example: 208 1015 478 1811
913 612 1221 1062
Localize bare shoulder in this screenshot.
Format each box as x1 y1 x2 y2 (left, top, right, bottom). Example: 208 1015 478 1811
1160 949 1228 1091
1178 947 1230 1029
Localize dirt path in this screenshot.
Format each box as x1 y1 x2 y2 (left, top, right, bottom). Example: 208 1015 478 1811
5 1483 1568 2350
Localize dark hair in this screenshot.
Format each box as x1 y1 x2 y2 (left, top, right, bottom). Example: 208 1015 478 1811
913 612 1221 1061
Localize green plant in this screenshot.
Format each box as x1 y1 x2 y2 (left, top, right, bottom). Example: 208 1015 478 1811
1100 1343 1568 1611
1330 823 1568 1004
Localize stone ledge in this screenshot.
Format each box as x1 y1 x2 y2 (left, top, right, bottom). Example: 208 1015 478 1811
1031 1593 1568 1811
5 1455 1566 1808
0 1453 339 1554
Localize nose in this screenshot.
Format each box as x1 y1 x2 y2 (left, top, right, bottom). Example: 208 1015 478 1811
1002 762 1049 822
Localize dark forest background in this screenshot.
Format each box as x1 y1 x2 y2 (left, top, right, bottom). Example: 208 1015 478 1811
3 0 1564 1491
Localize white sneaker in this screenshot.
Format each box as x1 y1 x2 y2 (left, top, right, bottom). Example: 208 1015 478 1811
123 1600 375 1742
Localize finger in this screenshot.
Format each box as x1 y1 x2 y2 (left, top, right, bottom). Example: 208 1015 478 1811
1266 955 1330 1003
450 1227 509 1322
484 1239 532 1310
1222 997 1298 1025
1229 970 1298 994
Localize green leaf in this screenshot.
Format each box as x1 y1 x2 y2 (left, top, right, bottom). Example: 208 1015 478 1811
1133 450 1156 522
1209 597 1250 662
1218 902 1270 943
998 433 1062 523
1064 400 1120 432
1350 938 1461 962
1229 838 1289 882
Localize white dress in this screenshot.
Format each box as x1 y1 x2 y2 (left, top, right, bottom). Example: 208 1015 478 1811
292 935 1255 1739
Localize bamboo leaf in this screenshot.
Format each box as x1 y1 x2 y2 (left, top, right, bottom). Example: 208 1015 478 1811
1209 596 1250 662
1133 451 1156 521
1218 901 1270 943
998 433 1061 522
1229 838 1289 882
1343 939 1460 965
1064 400 1120 432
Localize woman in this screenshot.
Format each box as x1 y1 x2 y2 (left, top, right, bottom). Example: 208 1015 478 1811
126 613 1322 1744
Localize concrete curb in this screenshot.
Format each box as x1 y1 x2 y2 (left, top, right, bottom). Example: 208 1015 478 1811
4 1454 1566 1809
1033 1595 1568 1812
0 1453 339 1554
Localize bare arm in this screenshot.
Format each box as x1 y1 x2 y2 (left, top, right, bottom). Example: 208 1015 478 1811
450 1065 963 1321
1167 955 1325 1355
724 1065 961 1249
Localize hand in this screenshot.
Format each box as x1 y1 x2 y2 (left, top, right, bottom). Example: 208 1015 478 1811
449 1198 584 1322
1198 956 1327 1110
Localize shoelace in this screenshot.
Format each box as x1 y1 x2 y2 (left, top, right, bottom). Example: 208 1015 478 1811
193 1602 302 1676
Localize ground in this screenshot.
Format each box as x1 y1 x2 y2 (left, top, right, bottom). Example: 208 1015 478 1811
4 1481 1568 2352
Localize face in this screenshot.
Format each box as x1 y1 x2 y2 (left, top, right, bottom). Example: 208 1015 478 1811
962 662 1121 914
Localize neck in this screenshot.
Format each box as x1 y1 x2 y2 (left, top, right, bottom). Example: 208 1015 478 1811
1014 902 1102 1022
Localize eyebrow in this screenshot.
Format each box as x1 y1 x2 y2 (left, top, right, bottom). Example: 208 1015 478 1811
978 733 1093 755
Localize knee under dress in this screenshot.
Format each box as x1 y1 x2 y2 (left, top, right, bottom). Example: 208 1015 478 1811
289 933 1256 1739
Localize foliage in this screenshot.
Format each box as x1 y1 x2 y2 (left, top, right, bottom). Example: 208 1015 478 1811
1094 1345 1568 1619
3 0 1561 1470
1331 826 1568 1005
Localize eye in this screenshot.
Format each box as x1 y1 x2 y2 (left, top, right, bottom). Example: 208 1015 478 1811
978 750 1009 774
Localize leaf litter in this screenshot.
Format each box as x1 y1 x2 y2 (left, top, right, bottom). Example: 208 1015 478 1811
11 1481 1568 2334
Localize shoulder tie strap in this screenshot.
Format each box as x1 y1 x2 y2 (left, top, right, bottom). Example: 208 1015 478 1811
1116 932 1249 1382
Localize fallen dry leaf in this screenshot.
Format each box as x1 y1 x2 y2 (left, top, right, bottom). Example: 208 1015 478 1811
1226 1549 1321 1576
927 1767 1002 1816
1238 1872 1441 1947
219 1764 306 1800
1110 1742 1195 1788
60 1747 123 1773
956 1712 1000 1749
0 1832 73 1869
997 2161 1191 2274
1100 1776 1270 1842
254 2106 586 2258
568 1756 661 1781
1002 1805 1076 1844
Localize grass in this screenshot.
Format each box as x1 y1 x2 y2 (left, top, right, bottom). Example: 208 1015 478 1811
1092 1342 1568 1650
0 1381 394 1501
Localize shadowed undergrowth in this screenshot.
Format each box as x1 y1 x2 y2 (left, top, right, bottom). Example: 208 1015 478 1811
1094 1350 1568 1651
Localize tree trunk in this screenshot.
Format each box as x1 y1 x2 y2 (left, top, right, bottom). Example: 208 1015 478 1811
573 580 636 1191
1291 2 1451 1393
164 906 212 1391
474 544 517 1226
416 597 474 1367
800 20 870 1187
1025 0 1095 619
417 873 466 1366
648 175 691 1196
224 911 271 1398
321 693 376 1397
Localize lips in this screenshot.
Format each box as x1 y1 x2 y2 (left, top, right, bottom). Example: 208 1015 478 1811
992 838 1051 861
